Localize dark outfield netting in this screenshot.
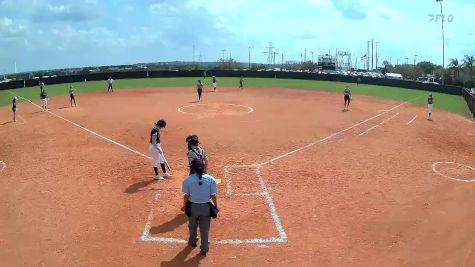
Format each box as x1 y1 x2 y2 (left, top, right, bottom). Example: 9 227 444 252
462 88 474 117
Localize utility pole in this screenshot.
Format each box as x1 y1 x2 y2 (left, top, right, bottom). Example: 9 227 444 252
405 58 409 65
281 53 284 69
311 51 314 63
304 48 307 62
436 0 445 85
371 38 374 70
367 40 370 70
376 42 379 69
300 53 302 64
248 46 251 69
414 54 418 66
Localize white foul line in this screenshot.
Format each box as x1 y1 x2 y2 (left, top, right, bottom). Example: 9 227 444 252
407 115 417 125
359 112 400 136
7 90 152 160
259 102 407 166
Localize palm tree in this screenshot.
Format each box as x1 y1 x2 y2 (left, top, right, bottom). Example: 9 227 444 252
448 58 461 81
462 55 474 76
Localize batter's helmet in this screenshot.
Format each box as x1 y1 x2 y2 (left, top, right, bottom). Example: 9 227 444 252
156 119 167 128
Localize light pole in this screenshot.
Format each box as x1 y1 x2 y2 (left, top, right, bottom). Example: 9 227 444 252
414 54 418 66
436 0 445 85
376 42 379 69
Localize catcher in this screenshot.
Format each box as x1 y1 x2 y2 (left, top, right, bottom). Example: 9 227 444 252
186 134 208 175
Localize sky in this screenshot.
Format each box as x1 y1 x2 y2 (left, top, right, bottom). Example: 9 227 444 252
0 0 474 73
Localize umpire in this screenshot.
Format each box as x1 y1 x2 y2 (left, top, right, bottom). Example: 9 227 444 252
182 159 218 256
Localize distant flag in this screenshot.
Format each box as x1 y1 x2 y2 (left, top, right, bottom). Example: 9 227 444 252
361 53 367 60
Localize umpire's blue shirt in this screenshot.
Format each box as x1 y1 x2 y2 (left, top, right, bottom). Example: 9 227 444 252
182 174 217 204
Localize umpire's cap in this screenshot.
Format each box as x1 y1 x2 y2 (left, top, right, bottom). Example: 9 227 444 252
155 119 167 128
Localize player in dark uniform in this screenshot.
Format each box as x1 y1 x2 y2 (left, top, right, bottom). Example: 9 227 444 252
212 76 217 92
196 80 203 101
427 93 434 120
40 89 48 111
12 96 18 122
186 135 208 175
69 85 77 107
148 119 171 180
39 81 44 93
343 86 351 111
239 76 244 89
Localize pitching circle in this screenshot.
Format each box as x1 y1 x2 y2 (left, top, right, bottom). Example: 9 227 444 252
177 103 254 116
432 162 475 183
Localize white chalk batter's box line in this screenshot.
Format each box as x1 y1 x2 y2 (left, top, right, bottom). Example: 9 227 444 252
141 164 288 245
141 192 287 245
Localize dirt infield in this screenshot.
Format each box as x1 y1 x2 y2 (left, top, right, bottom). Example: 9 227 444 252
0 86 474 266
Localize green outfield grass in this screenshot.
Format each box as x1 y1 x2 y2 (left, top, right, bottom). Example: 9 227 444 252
0 77 471 117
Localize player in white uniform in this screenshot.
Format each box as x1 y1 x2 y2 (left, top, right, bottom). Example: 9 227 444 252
107 77 114 92
149 119 172 180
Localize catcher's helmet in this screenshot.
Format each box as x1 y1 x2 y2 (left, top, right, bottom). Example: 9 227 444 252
156 119 167 128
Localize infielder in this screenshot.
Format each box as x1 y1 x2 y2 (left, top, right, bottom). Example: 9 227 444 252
186 135 208 175
239 76 244 89
427 93 434 120
107 77 114 92
212 76 217 92
12 96 18 122
40 89 48 111
69 85 77 107
196 80 203 101
149 119 172 180
343 86 351 111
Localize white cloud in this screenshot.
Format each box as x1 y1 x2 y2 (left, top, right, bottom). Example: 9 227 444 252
149 3 178 14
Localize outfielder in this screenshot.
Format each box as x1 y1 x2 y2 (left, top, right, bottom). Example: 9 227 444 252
196 80 203 101
39 81 45 92
427 93 434 120
149 119 172 180
343 86 351 111
239 76 244 89
107 77 114 92
40 89 48 111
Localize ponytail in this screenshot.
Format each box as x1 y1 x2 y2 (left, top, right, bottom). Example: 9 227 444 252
198 169 204 186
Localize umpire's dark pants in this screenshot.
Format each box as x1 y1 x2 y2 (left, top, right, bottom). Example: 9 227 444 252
188 203 211 252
